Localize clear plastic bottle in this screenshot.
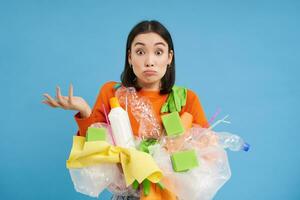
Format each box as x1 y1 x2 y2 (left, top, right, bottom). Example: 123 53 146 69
108 97 135 148
217 132 250 152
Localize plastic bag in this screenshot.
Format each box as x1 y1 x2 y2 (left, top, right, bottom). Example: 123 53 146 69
107 167 140 197
149 126 232 200
69 164 119 198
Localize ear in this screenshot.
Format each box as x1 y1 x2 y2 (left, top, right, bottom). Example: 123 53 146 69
168 50 174 64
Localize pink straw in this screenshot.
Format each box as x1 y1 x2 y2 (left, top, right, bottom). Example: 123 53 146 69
102 103 116 145
102 103 110 125
208 108 221 125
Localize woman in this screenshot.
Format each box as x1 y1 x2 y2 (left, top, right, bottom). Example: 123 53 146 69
43 20 208 200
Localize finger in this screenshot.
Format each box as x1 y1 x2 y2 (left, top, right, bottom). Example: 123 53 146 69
68 84 73 103
42 100 56 107
56 86 62 100
42 100 58 108
43 94 60 107
56 86 67 106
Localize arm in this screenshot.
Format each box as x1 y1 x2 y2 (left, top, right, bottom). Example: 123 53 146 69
182 90 209 128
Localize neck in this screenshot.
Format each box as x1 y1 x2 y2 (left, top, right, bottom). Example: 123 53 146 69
138 80 160 91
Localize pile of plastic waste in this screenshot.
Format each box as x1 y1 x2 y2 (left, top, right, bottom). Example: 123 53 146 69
66 86 250 200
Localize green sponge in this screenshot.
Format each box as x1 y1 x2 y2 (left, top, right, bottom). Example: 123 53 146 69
86 127 107 142
161 112 185 137
171 150 199 172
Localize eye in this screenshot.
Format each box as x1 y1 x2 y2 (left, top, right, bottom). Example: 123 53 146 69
136 49 145 55
155 49 163 55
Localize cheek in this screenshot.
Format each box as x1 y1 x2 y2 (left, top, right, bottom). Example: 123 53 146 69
163 66 168 74
158 56 170 66
131 55 144 66
159 58 169 69
132 67 141 77
158 66 168 77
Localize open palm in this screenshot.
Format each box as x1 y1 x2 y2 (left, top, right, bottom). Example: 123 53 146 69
42 84 91 115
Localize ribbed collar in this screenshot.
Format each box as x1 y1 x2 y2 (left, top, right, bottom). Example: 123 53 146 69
138 89 168 98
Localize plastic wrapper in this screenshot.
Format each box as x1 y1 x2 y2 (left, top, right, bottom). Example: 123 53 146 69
69 164 119 198
69 163 139 198
115 86 162 139
160 125 218 153
107 168 140 198
149 126 232 200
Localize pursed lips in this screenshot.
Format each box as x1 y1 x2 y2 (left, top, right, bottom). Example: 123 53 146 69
143 70 157 75
144 70 157 73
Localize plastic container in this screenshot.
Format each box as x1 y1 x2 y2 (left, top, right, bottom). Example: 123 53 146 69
217 132 250 152
108 97 135 148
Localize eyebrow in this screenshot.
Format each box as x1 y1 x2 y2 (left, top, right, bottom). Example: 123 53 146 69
134 42 166 47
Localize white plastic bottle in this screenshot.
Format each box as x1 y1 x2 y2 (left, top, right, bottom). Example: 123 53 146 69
217 132 250 152
108 97 135 148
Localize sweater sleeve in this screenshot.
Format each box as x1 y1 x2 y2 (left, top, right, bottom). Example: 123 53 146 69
182 89 209 128
74 81 116 136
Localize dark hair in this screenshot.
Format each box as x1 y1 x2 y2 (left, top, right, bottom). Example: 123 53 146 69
120 20 175 94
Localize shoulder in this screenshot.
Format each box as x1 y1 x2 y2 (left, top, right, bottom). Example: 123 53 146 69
99 81 119 92
97 81 121 99
185 88 205 106
186 88 199 100
186 88 197 96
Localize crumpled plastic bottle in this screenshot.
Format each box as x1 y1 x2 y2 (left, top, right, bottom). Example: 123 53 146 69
217 132 250 152
115 86 162 139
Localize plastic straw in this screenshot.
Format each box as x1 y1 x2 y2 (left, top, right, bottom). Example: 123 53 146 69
102 103 116 146
208 115 231 131
208 108 221 125
125 93 128 112
102 104 110 125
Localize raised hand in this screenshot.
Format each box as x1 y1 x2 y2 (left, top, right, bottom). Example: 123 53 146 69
42 84 91 118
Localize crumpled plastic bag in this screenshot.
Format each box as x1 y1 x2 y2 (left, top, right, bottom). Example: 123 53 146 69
69 163 140 198
148 126 232 200
69 164 119 198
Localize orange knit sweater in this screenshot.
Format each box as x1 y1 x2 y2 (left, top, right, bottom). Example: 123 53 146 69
75 81 208 137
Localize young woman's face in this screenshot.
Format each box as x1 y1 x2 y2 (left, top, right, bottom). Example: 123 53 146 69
128 32 173 90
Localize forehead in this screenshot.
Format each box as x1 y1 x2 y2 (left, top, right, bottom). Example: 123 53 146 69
132 32 167 47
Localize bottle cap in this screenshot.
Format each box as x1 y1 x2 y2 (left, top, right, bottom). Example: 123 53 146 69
109 97 120 109
243 142 250 152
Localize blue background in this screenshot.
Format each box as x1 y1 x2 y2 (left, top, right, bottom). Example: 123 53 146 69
1 1 299 199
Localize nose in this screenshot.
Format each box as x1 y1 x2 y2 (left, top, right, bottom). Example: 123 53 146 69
146 63 154 67
145 55 155 67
